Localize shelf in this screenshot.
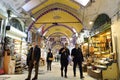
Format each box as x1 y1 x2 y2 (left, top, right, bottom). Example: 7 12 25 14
87 67 102 79
94 47 105 48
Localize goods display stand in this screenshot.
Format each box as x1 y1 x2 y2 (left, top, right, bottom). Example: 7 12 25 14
15 55 22 74
3 51 15 74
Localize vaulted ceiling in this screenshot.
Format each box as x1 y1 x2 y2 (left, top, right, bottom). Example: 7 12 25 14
28 0 83 38
1 0 120 38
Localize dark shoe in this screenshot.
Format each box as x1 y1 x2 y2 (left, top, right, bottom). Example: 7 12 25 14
25 78 30 80
80 76 84 79
32 77 37 80
65 75 67 78
61 72 63 77
61 74 63 77
74 74 76 77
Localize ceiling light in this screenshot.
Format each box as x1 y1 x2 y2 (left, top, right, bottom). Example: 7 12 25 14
52 22 58 25
106 32 110 35
76 33 78 37
37 24 46 33
89 21 93 25
43 31 48 36
72 28 77 33
31 15 36 21
74 0 90 6
37 28 41 32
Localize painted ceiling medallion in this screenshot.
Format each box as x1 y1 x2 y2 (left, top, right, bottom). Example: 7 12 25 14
53 16 61 19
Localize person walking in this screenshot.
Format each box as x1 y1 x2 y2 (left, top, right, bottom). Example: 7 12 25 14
25 41 41 80
59 43 70 78
71 43 84 79
46 49 53 71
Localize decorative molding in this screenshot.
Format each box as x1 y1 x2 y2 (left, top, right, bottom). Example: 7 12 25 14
43 23 75 35
28 7 83 31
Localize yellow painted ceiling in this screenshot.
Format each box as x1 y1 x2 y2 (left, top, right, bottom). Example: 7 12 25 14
31 0 80 15
31 0 83 37
35 10 79 24
34 10 82 36
45 26 72 37
52 45 62 50
49 33 68 38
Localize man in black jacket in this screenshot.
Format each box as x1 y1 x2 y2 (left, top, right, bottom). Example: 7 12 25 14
71 43 84 79
59 43 70 78
25 42 41 80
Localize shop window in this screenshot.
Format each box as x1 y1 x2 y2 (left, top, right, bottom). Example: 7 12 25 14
89 13 113 54
9 18 23 32
92 14 111 31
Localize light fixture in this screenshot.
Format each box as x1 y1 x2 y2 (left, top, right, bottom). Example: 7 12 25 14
7 10 11 18
6 26 27 38
37 28 41 32
89 21 93 25
31 15 36 21
74 0 90 6
52 22 58 25
43 31 48 36
72 28 77 33
37 24 46 33
76 33 78 37
6 33 21 41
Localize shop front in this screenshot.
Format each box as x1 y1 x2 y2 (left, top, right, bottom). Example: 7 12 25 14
0 7 7 74
4 27 27 74
3 17 27 74
83 14 119 80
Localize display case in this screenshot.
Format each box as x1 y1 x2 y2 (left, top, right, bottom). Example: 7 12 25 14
90 30 112 54
14 40 21 53
87 29 119 80
87 66 102 79
21 41 28 66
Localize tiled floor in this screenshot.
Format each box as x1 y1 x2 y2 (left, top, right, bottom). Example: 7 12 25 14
0 62 96 80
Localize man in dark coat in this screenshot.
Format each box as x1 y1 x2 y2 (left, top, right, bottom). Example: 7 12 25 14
25 42 41 80
71 43 84 79
46 49 53 71
59 43 70 78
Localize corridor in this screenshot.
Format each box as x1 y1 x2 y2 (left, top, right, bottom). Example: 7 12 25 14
0 0 120 80
0 62 95 80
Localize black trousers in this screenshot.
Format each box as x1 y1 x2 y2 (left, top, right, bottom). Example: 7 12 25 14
73 61 83 78
61 62 68 76
47 62 52 70
27 61 39 79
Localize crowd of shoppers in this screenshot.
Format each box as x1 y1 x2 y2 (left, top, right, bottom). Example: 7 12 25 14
25 42 84 80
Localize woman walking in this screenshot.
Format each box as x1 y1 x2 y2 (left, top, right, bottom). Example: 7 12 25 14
46 49 53 71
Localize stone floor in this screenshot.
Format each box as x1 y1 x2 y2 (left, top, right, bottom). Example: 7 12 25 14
0 62 96 80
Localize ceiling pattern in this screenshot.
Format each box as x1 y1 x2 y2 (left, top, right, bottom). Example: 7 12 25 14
48 32 69 39
31 0 80 15
42 24 75 35
33 3 81 17
32 8 83 33
1 0 120 30
45 26 73 37
1 0 120 47
28 1 83 38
